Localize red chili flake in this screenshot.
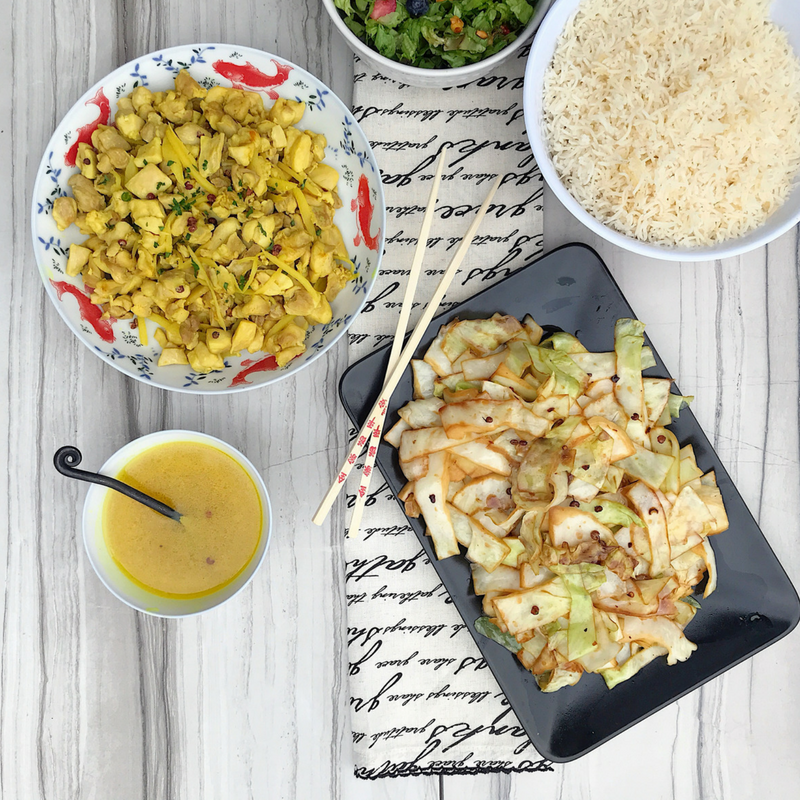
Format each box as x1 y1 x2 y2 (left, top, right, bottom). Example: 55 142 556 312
187 216 198 232
590 530 600 541
506 488 512 495
205 510 213 518
211 330 220 339
429 494 436 503
118 239 127 247
83 158 91 165
646 426 652 434
592 641 598 647
206 557 215 565
271 244 282 255
627 591 634 598
500 23 510 34
245 187 254 197
531 605 539 615
519 440 528 447
627 542 633 548
611 374 620 383
581 464 589 470
552 418 564 428
587 372 593 378
130 318 138 329
207 193 217 203
146 192 156 200
484 416 494 423
594 505 603 512
509 439 519 445
631 412 640 420
175 285 185 293
547 407 555 413
657 434 666 444
649 507 658 515
569 500 580 508
185 181 193 190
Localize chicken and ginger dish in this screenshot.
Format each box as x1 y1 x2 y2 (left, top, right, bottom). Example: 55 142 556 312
386 315 729 692
52 70 355 372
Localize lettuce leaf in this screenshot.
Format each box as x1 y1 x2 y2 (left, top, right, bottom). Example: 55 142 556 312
474 616 522 653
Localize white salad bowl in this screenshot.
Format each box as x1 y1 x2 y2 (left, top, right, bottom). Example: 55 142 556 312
322 0 553 88
82 430 272 618
32 44 385 392
524 0 800 262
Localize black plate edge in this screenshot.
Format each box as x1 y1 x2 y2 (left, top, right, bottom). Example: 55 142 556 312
338 242 800 762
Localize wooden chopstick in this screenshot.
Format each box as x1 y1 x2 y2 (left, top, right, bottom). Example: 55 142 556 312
313 173 502 527
346 148 449 538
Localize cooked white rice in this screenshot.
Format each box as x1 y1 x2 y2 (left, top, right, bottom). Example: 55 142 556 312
543 0 800 247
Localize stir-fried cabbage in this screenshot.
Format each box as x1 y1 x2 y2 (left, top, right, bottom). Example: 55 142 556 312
387 314 728 691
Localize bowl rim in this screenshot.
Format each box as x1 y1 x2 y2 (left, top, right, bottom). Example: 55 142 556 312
81 429 273 617
523 0 800 262
31 42 386 393
320 0 543 81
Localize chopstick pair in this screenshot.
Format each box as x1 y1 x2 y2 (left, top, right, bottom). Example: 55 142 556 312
312 150 502 534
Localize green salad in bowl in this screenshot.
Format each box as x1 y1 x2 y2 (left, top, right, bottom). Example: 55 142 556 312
333 0 537 69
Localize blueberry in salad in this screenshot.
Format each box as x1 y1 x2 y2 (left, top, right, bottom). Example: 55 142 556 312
333 0 537 69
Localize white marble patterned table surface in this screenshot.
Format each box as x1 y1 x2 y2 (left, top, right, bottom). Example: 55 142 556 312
3 1 799 797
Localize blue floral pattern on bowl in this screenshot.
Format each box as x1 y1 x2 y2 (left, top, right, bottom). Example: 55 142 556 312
32 44 385 394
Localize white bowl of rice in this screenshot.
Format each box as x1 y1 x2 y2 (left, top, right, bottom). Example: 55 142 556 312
524 0 800 261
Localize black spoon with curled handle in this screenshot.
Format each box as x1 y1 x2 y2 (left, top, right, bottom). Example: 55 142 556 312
54 446 182 522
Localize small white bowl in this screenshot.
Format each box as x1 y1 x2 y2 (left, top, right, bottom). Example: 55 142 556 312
322 0 553 88
82 430 271 617
524 0 800 261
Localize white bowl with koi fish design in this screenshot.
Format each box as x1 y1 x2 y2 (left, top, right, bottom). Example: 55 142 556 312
32 44 385 393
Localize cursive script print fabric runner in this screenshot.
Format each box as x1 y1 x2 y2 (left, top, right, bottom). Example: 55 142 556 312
344 51 553 779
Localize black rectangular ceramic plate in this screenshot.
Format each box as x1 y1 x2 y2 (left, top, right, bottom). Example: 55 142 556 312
339 243 800 763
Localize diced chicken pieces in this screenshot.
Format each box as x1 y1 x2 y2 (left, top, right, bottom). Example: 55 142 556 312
66 244 91 276
284 134 313 173
308 163 338 191
198 133 224 176
68 174 105 212
187 342 224 373
133 137 163 169
52 197 78 231
158 347 189 367
115 111 145 142
77 143 98 179
125 164 173 198
206 327 232 354
283 286 319 316
231 319 258 352
174 69 207 100
305 295 332 325
268 98 305 127
155 92 193 124
324 264 353 301
92 125 131 153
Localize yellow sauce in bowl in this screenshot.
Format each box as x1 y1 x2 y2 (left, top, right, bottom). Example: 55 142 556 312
102 441 262 598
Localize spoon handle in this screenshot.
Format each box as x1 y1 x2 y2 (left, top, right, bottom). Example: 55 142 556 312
54 446 182 522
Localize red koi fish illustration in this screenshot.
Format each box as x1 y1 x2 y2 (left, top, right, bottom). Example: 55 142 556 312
230 354 279 387
351 174 380 251
65 88 110 167
212 59 292 99
51 280 116 343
